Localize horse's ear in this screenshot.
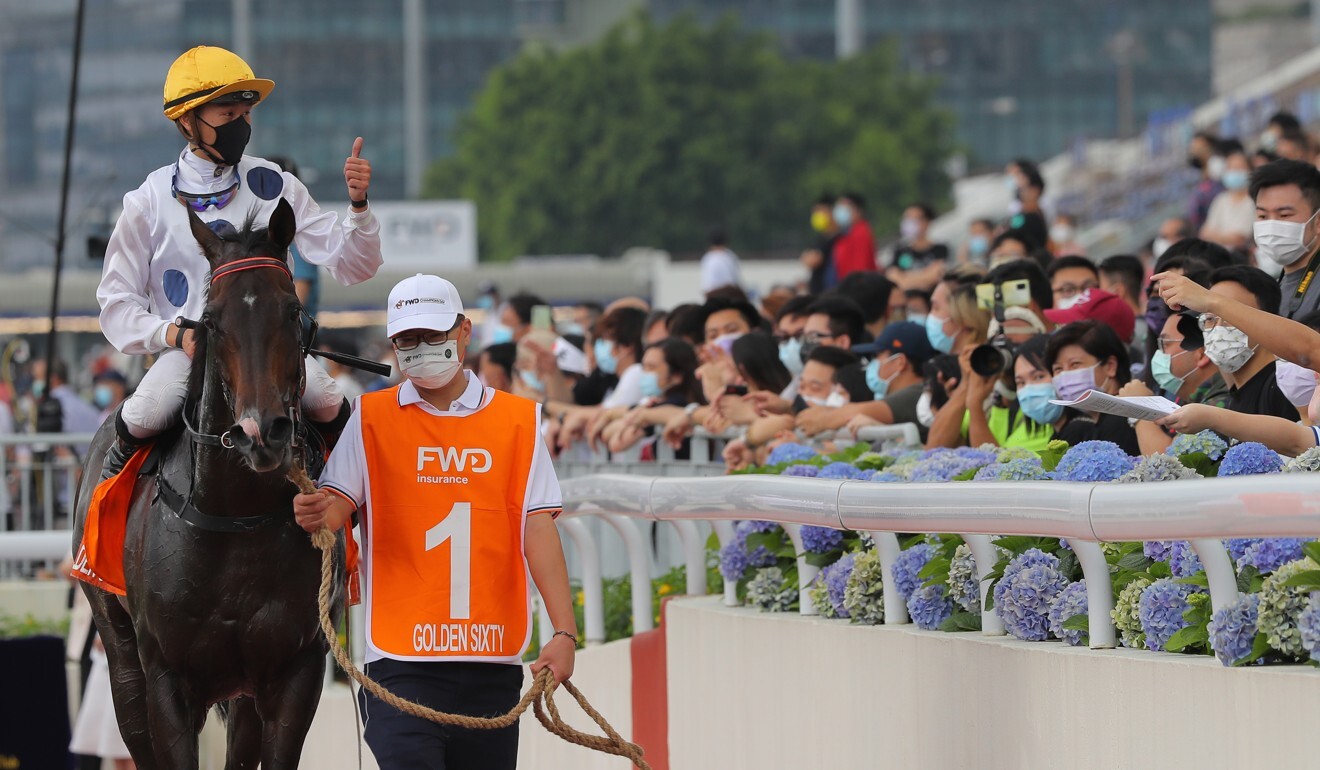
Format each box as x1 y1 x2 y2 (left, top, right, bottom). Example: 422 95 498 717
268 198 297 253
187 208 224 266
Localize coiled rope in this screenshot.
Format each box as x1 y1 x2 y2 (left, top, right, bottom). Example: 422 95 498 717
289 466 650 769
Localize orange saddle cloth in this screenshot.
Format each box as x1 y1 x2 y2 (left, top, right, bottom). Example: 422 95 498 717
72 446 361 605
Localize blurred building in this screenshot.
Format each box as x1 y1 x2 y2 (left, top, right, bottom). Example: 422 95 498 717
647 0 1214 171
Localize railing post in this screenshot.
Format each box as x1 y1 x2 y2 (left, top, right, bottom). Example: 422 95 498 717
871 531 908 625
602 513 655 634
1069 540 1116 649
560 517 606 645
668 519 707 597
1191 538 1239 614
962 534 1002 636
781 523 820 615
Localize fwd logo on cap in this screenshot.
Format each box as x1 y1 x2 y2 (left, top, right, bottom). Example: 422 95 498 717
395 297 446 309
417 446 492 473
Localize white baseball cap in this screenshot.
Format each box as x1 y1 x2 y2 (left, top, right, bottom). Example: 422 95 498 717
387 274 464 337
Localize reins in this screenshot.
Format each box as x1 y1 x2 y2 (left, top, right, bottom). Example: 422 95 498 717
287 466 650 769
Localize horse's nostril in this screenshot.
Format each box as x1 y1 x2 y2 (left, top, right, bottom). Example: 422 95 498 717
227 425 255 450
266 416 294 447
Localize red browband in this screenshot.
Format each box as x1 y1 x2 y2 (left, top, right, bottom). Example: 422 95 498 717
209 256 291 283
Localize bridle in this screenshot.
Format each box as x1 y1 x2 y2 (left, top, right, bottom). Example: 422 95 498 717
182 256 316 451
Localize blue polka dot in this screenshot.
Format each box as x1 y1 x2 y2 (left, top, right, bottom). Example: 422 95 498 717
206 219 238 239
247 167 285 201
163 269 190 307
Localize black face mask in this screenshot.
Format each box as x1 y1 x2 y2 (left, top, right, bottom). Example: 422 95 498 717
195 114 251 167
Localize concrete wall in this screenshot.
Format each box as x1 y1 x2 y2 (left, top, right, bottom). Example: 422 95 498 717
666 596 1319 770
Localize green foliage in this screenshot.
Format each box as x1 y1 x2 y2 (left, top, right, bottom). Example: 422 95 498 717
425 13 954 262
1164 593 1212 655
1036 440 1070 472
1175 451 1219 478
940 610 982 633
0 612 68 640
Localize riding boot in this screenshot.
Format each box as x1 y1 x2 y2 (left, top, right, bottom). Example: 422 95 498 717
308 399 352 454
101 411 148 481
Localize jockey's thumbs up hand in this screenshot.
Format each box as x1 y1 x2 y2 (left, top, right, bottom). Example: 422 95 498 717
345 137 371 209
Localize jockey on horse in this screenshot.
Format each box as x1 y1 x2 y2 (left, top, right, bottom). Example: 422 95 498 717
96 45 381 477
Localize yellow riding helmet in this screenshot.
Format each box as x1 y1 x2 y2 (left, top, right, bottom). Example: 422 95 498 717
162 46 275 121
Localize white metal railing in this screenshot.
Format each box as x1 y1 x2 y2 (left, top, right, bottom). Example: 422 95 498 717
1 433 96 534
556 473 1320 651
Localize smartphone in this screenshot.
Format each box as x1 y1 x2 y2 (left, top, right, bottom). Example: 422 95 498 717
531 304 553 331
975 279 1032 311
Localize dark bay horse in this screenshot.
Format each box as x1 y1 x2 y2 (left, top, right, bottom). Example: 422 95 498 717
72 199 345 769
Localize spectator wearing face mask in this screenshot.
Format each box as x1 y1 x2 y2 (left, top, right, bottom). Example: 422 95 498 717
987 229 1039 269
1048 256 1100 311
904 289 932 327
1044 321 1140 454
829 322 936 442
1050 214 1085 258
92 370 129 423
1250 160 1320 317
1187 131 1225 231
1152 265 1297 422
1045 289 1136 349
958 218 995 267
962 334 1058 451
478 342 517 393
1119 311 1230 455
1005 160 1049 249
596 338 704 454
830 192 877 280
1150 218 1192 264
740 345 860 451
1199 143 1254 252
886 203 948 291
924 267 991 358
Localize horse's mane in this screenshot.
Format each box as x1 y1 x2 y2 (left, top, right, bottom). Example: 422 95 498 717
185 210 289 405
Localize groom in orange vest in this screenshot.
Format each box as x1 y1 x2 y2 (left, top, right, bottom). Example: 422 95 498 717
294 273 576 769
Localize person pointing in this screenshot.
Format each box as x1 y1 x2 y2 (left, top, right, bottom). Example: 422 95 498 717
96 46 383 480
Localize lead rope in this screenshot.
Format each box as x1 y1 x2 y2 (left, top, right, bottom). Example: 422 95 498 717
288 466 650 770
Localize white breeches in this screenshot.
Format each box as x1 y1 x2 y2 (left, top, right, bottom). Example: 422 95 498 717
120 348 343 438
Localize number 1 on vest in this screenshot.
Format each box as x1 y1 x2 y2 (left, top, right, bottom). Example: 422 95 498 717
424 502 472 620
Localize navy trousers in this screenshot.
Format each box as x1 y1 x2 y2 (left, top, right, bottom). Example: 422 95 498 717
360 659 524 770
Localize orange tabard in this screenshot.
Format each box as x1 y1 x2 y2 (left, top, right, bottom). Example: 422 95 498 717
359 386 538 663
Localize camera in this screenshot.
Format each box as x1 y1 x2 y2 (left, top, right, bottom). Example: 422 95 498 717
970 334 1016 377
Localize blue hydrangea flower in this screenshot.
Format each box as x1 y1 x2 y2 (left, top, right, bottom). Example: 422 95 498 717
1053 441 1137 482
816 461 868 480
800 525 845 554
1169 540 1203 578
780 463 820 478
891 542 937 601
1143 541 1174 563
1048 580 1089 646
868 471 904 483
1225 538 1260 564
993 549 1070 641
974 456 1051 481
907 583 955 630
821 553 856 618
767 442 818 466
1298 593 1320 664
1165 430 1229 461
1218 442 1284 476
1208 593 1261 666
718 540 750 581
1117 453 1201 483
952 446 1000 466
1238 538 1310 574
1138 578 1199 652
734 520 779 567
907 451 991 482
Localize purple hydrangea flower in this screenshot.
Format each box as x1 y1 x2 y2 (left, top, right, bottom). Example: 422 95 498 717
1138 578 1198 652
907 584 955 630
1170 540 1203 577
974 456 1051 481
1048 580 1089 646
1218 442 1284 476
1143 541 1174 563
821 553 856 618
891 543 937 601
1225 538 1260 564
800 525 845 554
718 540 750 581
1238 538 1310 574
741 521 780 534
1053 441 1137 482
1298 593 1320 664
1208 593 1261 666
868 471 903 483
993 548 1070 641
767 442 818 465
952 446 1000 465
907 451 991 483
780 463 820 477
816 461 868 480
721 521 782 580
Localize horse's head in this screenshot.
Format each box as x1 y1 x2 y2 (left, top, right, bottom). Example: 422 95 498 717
188 199 305 473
